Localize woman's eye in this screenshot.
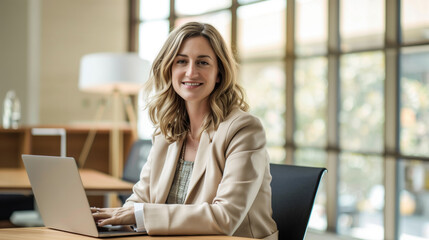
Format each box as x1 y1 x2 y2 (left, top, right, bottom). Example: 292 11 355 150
198 61 209 65
176 59 186 64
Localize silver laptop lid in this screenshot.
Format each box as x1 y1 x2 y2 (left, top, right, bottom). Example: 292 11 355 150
22 154 98 237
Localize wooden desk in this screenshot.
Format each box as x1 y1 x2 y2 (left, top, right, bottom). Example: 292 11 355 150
0 168 134 195
0 227 255 240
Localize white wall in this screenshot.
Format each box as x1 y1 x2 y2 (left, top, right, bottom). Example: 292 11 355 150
0 0 129 126
40 0 128 125
0 0 30 125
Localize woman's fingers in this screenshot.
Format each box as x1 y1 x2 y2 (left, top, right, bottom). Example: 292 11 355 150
91 206 136 226
98 218 115 226
91 207 113 221
91 207 115 215
90 207 100 213
93 212 112 219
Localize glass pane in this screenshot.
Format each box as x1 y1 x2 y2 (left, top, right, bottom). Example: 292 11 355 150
401 0 429 44
140 0 169 20
340 0 385 51
175 0 230 16
240 61 285 163
399 160 429 240
138 20 170 62
400 46 429 157
175 11 231 46
295 57 328 147
338 153 384 239
295 0 327 56
339 51 385 153
237 0 286 59
295 148 327 231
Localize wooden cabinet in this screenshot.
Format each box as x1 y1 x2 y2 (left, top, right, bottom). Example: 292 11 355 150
0 126 134 175
0 128 30 168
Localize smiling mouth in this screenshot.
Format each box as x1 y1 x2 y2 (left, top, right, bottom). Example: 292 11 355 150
183 82 202 86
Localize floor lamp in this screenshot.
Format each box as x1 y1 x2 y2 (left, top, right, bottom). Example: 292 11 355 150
78 53 151 179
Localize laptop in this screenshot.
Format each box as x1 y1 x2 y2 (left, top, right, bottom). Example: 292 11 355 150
22 154 146 238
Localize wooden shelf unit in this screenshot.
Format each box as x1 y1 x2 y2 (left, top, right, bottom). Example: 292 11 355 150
0 126 134 174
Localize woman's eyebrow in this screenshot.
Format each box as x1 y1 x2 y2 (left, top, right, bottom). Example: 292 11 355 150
197 55 212 59
176 53 213 59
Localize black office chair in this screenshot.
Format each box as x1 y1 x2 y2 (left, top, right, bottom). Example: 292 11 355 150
0 194 34 221
270 163 327 240
119 139 152 203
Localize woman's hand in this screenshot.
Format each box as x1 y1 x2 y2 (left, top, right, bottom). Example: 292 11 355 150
91 206 136 227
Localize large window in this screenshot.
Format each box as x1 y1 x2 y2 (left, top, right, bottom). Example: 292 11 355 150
338 51 385 238
339 51 385 153
240 61 286 162
400 47 429 157
237 0 286 59
340 0 385 51
134 1 429 239
401 0 429 44
237 0 286 162
338 153 384 239
399 46 429 240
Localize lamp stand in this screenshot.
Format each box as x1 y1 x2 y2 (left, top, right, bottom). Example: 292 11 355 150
78 99 107 168
110 89 123 179
78 92 139 174
106 90 123 208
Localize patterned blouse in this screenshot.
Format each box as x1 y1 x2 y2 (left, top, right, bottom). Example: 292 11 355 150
166 142 194 204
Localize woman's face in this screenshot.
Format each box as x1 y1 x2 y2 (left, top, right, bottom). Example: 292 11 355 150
171 36 219 107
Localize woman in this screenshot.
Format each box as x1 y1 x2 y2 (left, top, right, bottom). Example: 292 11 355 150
92 22 278 240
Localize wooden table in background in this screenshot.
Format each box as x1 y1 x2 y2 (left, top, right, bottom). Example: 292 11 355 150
0 168 134 207
0 168 133 195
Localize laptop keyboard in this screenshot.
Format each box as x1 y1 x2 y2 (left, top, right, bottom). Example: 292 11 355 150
97 225 135 233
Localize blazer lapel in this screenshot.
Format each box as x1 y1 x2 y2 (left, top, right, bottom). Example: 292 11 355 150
185 129 213 202
155 140 182 203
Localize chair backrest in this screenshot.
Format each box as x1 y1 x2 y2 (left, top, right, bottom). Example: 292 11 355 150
120 139 152 203
270 163 327 240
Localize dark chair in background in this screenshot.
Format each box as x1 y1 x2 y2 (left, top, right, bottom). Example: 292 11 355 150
119 139 152 203
0 194 33 222
270 163 327 240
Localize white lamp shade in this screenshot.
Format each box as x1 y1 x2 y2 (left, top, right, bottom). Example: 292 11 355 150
79 53 151 94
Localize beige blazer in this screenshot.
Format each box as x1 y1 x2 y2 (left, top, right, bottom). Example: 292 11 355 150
124 109 278 240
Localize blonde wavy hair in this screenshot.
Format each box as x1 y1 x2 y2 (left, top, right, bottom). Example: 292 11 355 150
144 22 249 143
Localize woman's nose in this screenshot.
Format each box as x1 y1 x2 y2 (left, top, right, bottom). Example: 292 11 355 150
185 63 198 78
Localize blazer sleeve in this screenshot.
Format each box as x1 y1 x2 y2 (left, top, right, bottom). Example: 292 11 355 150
143 114 269 236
